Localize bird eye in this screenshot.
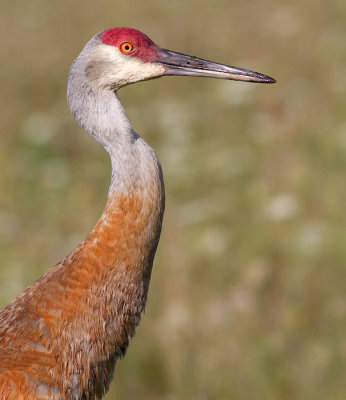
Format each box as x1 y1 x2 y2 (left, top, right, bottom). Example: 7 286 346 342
120 42 134 54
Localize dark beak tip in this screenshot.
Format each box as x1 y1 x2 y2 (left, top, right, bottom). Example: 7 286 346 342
256 73 276 84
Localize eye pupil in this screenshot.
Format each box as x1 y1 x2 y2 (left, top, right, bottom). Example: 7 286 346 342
120 42 133 53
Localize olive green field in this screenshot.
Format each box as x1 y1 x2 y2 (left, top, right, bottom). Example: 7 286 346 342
0 1 345 399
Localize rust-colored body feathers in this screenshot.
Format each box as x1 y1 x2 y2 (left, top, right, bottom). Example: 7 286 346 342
0 190 164 398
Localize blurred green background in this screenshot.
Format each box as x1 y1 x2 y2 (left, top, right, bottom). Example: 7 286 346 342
0 0 345 399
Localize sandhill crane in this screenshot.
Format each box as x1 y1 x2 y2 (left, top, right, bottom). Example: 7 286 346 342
0 27 275 399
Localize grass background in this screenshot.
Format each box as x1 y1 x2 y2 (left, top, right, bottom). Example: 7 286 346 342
0 0 345 399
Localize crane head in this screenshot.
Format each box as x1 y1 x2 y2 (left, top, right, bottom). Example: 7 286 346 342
85 27 275 90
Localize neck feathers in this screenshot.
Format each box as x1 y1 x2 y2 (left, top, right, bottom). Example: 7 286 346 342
62 51 166 394
68 58 133 152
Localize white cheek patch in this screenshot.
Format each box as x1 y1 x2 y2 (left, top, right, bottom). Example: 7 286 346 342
87 45 166 90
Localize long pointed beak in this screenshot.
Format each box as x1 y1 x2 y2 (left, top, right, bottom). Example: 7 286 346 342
156 48 276 84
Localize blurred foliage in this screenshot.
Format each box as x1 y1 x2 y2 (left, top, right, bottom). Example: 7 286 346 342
0 0 345 399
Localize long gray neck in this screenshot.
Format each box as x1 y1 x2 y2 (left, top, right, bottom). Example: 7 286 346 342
67 50 160 197
67 75 133 150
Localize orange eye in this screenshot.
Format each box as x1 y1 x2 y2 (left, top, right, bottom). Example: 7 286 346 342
120 42 134 54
